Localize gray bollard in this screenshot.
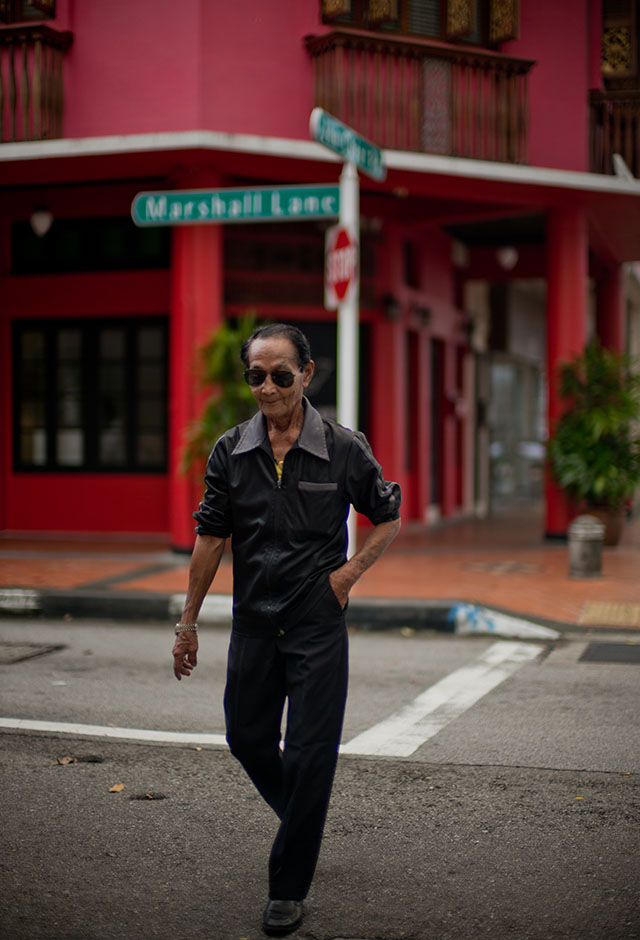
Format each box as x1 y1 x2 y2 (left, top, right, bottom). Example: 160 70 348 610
568 514 605 579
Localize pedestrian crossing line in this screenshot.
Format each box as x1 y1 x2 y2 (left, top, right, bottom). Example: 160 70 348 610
340 641 541 758
0 642 540 756
0 717 227 747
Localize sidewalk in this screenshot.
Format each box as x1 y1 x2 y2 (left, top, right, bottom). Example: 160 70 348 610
1 506 639 636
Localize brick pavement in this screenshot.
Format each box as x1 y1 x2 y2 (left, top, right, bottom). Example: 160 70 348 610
1 509 639 629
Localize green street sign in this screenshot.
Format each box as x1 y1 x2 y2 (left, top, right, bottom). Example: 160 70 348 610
310 108 386 181
131 184 340 226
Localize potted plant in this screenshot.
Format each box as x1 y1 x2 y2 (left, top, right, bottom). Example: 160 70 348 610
548 339 640 545
182 314 260 475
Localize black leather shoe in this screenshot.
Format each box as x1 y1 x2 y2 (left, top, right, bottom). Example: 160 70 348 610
262 899 303 935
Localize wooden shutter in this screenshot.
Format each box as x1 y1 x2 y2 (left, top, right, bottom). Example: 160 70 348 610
602 0 635 78
446 0 476 40
322 0 351 18
409 0 440 37
368 0 398 24
489 0 520 43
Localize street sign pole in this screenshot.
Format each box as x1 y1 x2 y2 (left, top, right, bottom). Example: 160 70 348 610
311 108 386 558
337 161 359 556
336 162 359 435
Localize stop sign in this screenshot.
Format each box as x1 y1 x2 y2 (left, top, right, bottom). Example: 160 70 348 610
325 224 358 310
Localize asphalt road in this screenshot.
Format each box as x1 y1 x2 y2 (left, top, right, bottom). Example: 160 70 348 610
1 618 639 940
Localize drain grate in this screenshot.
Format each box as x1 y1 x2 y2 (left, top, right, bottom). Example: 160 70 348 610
579 642 640 664
0 641 64 665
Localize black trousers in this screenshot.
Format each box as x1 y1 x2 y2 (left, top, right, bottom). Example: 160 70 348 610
224 581 349 901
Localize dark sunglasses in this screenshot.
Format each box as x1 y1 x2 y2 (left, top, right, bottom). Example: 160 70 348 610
243 368 301 388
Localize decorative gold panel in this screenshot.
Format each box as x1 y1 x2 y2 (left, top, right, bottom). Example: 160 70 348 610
322 0 351 18
490 0 520 43
446 0 475 39
368 0 398 23
602 26 633 74
31 0 56 14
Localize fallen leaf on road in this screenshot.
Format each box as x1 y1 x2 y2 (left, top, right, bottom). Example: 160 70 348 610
575 796 584 800
109 784 125 793
55 756 78 765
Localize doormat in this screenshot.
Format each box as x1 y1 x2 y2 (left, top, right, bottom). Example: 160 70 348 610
579 602 640 627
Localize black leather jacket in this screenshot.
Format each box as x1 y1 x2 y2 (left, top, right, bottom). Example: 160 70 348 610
193 398 401 635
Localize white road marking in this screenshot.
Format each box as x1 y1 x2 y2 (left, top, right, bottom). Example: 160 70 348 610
0 717 226 747
341 641 542 757
0 641 541 756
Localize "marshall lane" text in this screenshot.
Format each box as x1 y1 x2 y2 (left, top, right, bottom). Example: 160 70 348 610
131 185 340 226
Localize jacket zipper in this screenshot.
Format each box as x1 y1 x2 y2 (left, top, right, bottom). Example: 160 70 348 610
266 455 284 609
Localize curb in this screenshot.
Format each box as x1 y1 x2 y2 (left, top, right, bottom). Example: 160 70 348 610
0 588 566 640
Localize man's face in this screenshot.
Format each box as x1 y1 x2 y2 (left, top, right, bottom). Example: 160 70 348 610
246 336 314 424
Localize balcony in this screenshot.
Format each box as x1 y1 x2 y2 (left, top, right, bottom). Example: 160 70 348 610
306 28 534 164
0 24 73 142
590 89 640 177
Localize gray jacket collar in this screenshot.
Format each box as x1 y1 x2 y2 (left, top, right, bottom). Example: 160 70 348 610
231 397 329 461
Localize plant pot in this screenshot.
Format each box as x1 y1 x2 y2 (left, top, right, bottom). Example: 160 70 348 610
585 506 626 546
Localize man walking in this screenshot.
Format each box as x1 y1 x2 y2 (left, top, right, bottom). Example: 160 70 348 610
172 323 401 935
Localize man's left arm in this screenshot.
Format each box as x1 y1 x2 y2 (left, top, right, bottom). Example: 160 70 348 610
329 517 401 608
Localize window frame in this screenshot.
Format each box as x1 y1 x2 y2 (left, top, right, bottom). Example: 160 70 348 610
322 0 494 48
12 316 169 474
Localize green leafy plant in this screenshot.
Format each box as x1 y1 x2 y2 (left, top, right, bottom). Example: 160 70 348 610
181 314 260 473
548 340 640 511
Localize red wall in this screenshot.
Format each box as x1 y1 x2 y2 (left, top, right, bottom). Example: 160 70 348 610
51 0 594 173
4 475 168 534
199 1 320 139
505 0 590 171
57 0 320 142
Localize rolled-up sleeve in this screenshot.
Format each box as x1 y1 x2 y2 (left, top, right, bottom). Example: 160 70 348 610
344 432 401 525
192 439 233 537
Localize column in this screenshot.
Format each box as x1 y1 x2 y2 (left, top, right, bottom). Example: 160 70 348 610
369 317 407 504
545 206 588 537
169 168 224 551
414 330 431 521
441 339 458 518
596 263 626 353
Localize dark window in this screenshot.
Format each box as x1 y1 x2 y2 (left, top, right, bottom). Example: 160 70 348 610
403 239 420 289
11 217 170 275
224 222 376 309
0 0 55 23
13 318 168 473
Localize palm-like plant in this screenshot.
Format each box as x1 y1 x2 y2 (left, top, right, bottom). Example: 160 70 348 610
548 340 640 512
181 314 260 473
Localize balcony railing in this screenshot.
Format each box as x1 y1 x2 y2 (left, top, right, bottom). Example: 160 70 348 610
590 89 640 177
0 25 73 143
306 28 534 164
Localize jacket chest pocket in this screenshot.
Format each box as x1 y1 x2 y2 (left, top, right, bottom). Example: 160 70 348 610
293 481 340 536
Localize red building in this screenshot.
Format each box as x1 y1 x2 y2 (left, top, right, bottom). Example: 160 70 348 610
1 0 640 549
